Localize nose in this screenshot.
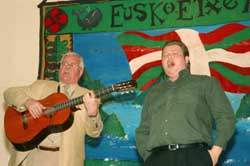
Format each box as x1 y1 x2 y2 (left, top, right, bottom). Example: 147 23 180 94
166 55 173 60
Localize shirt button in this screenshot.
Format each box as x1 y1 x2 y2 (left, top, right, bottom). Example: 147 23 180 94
165 132 168 136
165 119 168 122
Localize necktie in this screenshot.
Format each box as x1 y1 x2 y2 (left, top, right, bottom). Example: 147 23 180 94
63 85 70 98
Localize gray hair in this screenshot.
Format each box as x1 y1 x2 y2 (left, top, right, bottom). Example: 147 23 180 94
60 51 84 69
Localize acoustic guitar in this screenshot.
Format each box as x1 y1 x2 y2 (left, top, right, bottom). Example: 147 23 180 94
4 80 137 151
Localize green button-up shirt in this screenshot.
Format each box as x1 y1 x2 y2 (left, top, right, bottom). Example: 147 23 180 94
135 69 236 160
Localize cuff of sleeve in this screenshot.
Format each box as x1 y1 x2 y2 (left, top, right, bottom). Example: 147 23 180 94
215 139 227 150
17 106 27 112
16 97 31 112
88 114 101 128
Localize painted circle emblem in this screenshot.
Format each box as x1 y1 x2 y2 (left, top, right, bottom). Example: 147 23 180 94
44 8 68 33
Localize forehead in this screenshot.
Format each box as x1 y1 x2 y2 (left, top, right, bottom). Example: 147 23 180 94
163 45 182 52
62 55 80 62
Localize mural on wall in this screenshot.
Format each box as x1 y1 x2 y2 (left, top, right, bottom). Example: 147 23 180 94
38 0 250 165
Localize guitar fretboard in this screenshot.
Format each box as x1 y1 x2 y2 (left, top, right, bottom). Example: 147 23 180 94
53 86 115 112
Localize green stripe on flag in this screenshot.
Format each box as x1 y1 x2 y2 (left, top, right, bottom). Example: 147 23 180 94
205 29 250 50
117 34 165 48
209 62 250 86
136 66 163 89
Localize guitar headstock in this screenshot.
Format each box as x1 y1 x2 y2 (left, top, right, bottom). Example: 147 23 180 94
113 80 137 92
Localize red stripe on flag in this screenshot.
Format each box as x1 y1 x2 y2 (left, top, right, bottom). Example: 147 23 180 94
199 23 247 44
226 39 250 53
124 31 181 41
214 61 250 75
122 46 161 62
141 77 159 91
132 60 162 80
210 68 250 93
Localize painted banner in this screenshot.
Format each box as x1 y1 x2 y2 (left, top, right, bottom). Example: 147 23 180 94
38 0 250 166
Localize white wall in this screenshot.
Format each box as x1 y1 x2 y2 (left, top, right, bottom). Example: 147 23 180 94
0 1 41 165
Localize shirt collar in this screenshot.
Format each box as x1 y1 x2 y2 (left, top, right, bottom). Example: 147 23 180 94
178 69 190 78
163 69 190 82
59 82 77 94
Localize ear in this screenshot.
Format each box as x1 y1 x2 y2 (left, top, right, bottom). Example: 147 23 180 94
185 56 189 65
79 68 83 78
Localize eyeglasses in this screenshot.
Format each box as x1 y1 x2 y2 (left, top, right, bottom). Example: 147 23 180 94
61 61 80 68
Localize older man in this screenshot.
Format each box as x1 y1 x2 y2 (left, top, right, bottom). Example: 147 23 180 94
4 52 103 166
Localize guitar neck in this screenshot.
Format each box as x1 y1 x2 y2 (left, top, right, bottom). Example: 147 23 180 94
53 86 115 111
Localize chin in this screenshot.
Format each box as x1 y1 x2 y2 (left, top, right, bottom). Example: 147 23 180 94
60 78 70 83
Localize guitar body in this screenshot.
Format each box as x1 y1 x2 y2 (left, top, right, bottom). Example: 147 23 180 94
4 79 137 151
4 93 74 151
